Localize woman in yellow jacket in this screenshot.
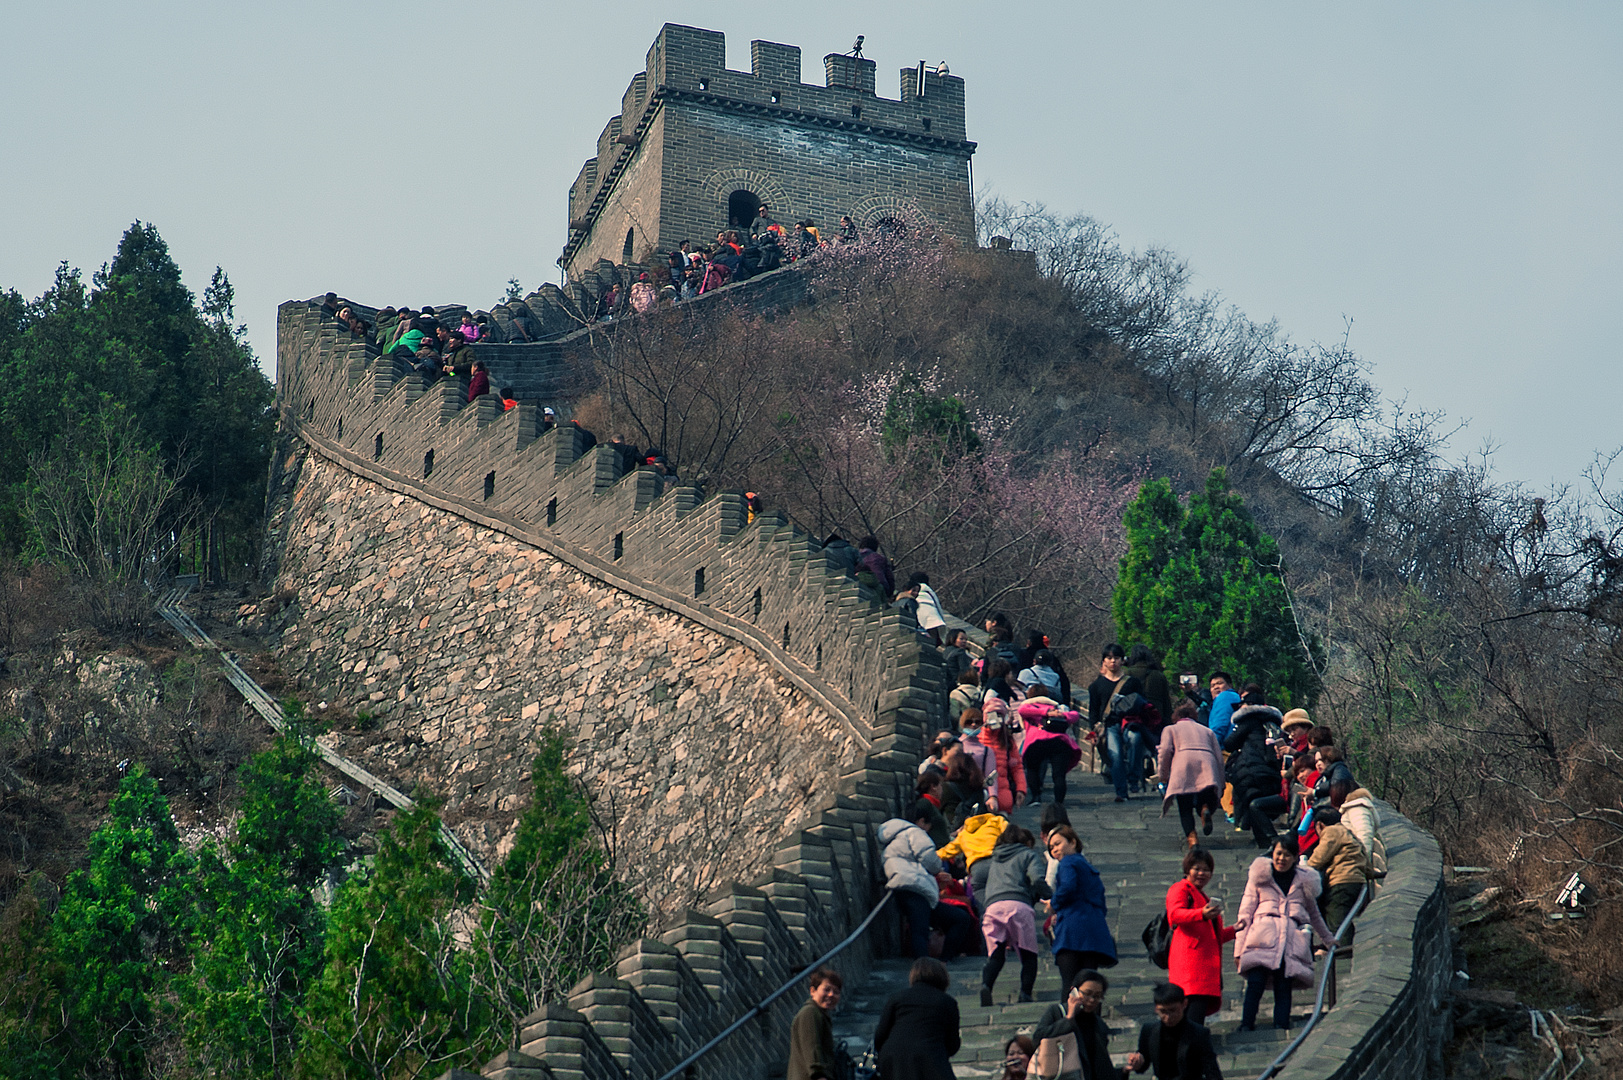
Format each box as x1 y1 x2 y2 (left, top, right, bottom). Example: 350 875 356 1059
937 813 1008 871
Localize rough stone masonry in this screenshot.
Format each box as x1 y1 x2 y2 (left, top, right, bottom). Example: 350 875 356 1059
261 450 862 923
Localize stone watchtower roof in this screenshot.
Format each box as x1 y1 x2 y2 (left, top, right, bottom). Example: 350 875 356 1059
561 24 976 279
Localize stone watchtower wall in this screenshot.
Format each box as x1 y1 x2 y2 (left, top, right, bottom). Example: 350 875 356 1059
270 298 948 1080
562 23 976 279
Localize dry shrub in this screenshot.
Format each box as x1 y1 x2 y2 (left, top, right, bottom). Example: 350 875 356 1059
0 560 83 654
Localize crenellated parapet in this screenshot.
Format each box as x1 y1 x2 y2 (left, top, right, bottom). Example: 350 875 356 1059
561 23 976 279
273 294 941 1079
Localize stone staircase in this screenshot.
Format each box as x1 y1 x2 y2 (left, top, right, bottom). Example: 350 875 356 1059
833 765 1351 1079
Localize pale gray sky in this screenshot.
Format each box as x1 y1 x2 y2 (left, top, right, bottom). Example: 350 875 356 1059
5 2 1618 488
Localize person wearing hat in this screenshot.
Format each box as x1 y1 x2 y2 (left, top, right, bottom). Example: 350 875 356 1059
541 407 556 433
1281 709 1314 755
630 272 656 313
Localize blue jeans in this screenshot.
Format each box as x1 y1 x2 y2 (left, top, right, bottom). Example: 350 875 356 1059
1105 725 1147 798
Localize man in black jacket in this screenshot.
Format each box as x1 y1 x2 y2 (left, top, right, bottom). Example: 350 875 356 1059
1224 694 1286 850
1127 983 1223 1080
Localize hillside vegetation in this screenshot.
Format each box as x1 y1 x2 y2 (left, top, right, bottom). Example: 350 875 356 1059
3 210 1623 1075
579 203 1623 1020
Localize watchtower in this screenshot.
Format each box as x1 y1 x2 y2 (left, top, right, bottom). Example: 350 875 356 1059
561 24 976 279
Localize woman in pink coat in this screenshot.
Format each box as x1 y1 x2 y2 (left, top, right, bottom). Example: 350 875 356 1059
1016 693 1082 806
1233 837 1338 1031
1157 701 1225 848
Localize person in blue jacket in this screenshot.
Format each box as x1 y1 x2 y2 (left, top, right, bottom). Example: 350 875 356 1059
1046 824 1117 999
1206 671 1243 744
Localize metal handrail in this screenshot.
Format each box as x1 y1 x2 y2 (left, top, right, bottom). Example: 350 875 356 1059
154 597 491 884
1253 881 1370 1080
653 891 895 1080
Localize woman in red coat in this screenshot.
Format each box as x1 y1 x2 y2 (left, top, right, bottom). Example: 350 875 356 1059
1165 846 1237 1027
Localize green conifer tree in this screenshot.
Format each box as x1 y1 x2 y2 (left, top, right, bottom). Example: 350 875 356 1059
51 767 193 1079
182 738 345 1078
0 224 273 565
296 800 487 1079
1113 468 1322 706
474 732 645 1044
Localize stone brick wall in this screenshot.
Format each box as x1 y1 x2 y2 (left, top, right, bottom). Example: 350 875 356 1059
275 293 944 1080
276 293 1447 1080
1279 804 1451 1080
563 23 975 278
272 297 945 900
267 451 867 919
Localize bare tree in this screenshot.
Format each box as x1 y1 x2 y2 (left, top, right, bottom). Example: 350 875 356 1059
25 415 195 630
583 301 789 490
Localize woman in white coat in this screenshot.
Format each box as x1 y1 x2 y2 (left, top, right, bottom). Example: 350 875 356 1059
1233 836 1338 1030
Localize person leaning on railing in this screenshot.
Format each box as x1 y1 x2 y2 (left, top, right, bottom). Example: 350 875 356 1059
1233 836 1339 1032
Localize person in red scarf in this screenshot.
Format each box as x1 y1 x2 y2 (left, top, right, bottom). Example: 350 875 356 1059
913 772 950 847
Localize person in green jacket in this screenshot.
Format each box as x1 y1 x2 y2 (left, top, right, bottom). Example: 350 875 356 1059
788 967 842 1080
390 319 425 357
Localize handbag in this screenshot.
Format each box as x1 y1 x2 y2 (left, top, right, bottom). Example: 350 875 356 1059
1037 708 1072 735
1142 884 1198 968
1142 911 1173 969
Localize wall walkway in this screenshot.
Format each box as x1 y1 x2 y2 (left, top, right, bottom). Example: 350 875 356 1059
273 298 1448 1080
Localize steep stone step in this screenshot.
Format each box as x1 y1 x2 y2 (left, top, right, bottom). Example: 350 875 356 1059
832 766 1343 1080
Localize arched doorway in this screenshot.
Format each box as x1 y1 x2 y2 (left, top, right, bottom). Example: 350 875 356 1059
728 189 762 232
872 216 909 238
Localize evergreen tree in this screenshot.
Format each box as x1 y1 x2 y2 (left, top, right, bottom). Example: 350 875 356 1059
182 738 345 1078
474 733 645 1044
1113 468 1322 705
51 768 193 1079
0 224 273 568
296 801 488 1079
0 878 73 1080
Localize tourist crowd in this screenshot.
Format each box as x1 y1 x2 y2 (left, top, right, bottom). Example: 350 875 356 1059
318 286 1382 1079
662 205 858 301
809 537 1387 1079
